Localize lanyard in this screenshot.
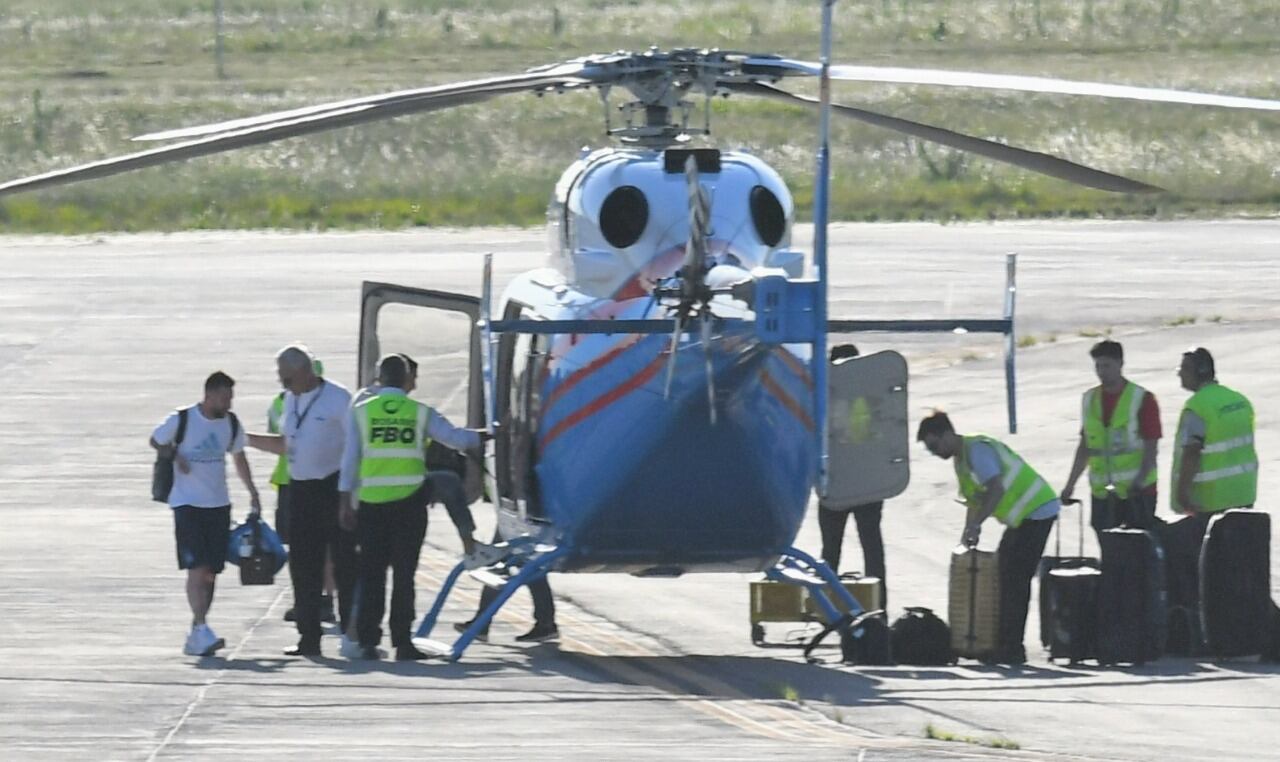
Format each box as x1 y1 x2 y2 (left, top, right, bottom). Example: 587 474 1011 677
292 380 326 431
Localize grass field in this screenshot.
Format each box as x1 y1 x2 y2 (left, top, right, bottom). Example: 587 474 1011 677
1 0 1278 232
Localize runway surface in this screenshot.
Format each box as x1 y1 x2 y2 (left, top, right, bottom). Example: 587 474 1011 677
1 220 1277 760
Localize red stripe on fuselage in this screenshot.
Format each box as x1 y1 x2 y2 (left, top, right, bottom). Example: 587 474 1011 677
760 368 815 431
540 349 668 449
543 335 643 413
772 347 813 390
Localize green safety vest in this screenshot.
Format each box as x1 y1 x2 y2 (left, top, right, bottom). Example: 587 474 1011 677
955 434 1058 528
1172 383 1257 513
1083 381 1157 499
267 392 290 487
355 393 432 504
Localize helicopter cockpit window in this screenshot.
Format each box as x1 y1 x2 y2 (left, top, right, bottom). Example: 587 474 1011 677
749 185 786 247
599 185 649 249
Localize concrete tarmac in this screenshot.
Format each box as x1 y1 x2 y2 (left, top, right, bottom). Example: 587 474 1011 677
1 220 1277 760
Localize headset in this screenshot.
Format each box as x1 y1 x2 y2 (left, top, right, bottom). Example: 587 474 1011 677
1185 347 1215 382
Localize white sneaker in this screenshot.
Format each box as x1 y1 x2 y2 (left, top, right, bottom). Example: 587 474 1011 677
338 633 364 659
463 542 506 570
183 624 225 656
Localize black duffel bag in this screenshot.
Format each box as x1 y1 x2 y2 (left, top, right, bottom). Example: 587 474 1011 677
890 607 956 665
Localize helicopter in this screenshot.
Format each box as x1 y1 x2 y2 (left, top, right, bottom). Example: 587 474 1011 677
5 7 1280 662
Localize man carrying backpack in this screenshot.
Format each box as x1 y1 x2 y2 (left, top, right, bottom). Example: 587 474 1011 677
150 371 260 657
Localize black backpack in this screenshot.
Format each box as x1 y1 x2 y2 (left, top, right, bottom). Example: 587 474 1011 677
890 607 956 665
842 614 894 665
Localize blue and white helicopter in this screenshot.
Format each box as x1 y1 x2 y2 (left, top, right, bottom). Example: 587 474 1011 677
5 5 1280 662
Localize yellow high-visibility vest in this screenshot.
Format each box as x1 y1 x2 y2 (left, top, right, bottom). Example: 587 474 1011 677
355 393 431 504
1083 382 1156 499
955 435 1058 528
1172 383 1257 513
268 392 290 487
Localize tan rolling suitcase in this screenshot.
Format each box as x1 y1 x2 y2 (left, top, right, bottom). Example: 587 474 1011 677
949 546 1000 659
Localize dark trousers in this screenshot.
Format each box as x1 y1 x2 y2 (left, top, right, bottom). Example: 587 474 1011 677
997 516 1055 653
1163 512 1213 609
426 470 476 536
1090 491 1157 545
474 528 554 631
817 501 886 607
288 473 357 646
356 492 430 649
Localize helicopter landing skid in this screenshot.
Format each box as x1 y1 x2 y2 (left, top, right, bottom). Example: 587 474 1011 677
413 540 568 661
764 547 884 663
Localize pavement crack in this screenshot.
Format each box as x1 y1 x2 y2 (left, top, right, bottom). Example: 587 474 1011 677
144 586 288 761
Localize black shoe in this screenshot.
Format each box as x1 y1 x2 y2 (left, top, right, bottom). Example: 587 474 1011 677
283 607 296 623
515 623 559 643
396 645 429 661
983 645 1026 666
358 645 383 661
453 620 489 642
321 595 336 623
284 641 321 657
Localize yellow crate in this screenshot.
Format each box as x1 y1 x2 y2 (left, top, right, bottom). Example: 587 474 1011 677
803 577 883 618
750 577 883 624
749 580 807 623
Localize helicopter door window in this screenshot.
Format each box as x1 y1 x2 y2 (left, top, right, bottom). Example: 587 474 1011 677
493 301 525 504
509 330 546 517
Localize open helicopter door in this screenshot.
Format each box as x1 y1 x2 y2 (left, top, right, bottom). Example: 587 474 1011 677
822 350 910 508
358 282 485 503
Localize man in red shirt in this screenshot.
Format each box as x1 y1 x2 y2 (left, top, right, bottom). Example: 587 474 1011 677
1061 340 1161 541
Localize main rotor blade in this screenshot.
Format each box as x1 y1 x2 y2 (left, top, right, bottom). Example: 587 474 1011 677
134 64 588 141
731 82 1160 193
744 57 1280 112
0 71 585 198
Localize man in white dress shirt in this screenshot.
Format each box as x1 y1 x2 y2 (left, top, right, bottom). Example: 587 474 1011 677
248 345 354 657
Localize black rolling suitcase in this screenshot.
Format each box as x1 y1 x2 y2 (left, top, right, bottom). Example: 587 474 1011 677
1200 509 1271 658
1039 500 1101 663
1158 515 1209 656
1097 528 1166 665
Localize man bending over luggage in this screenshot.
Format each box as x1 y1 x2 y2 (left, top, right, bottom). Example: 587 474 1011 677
919 411 1060 665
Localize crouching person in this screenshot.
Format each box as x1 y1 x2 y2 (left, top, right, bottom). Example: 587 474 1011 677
918 411 1059 665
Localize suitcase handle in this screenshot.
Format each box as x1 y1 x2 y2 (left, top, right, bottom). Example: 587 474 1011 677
1059 498 1086 557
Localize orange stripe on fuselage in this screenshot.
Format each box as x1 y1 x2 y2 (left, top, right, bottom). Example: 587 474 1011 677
540 349 668 449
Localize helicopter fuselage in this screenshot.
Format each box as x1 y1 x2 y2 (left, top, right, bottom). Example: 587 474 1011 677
486 147 819 575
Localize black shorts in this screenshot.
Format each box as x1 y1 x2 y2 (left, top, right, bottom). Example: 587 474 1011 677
173 505 231 573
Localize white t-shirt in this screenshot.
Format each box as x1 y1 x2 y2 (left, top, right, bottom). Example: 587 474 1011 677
279 379 352 480
152 405 246 509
